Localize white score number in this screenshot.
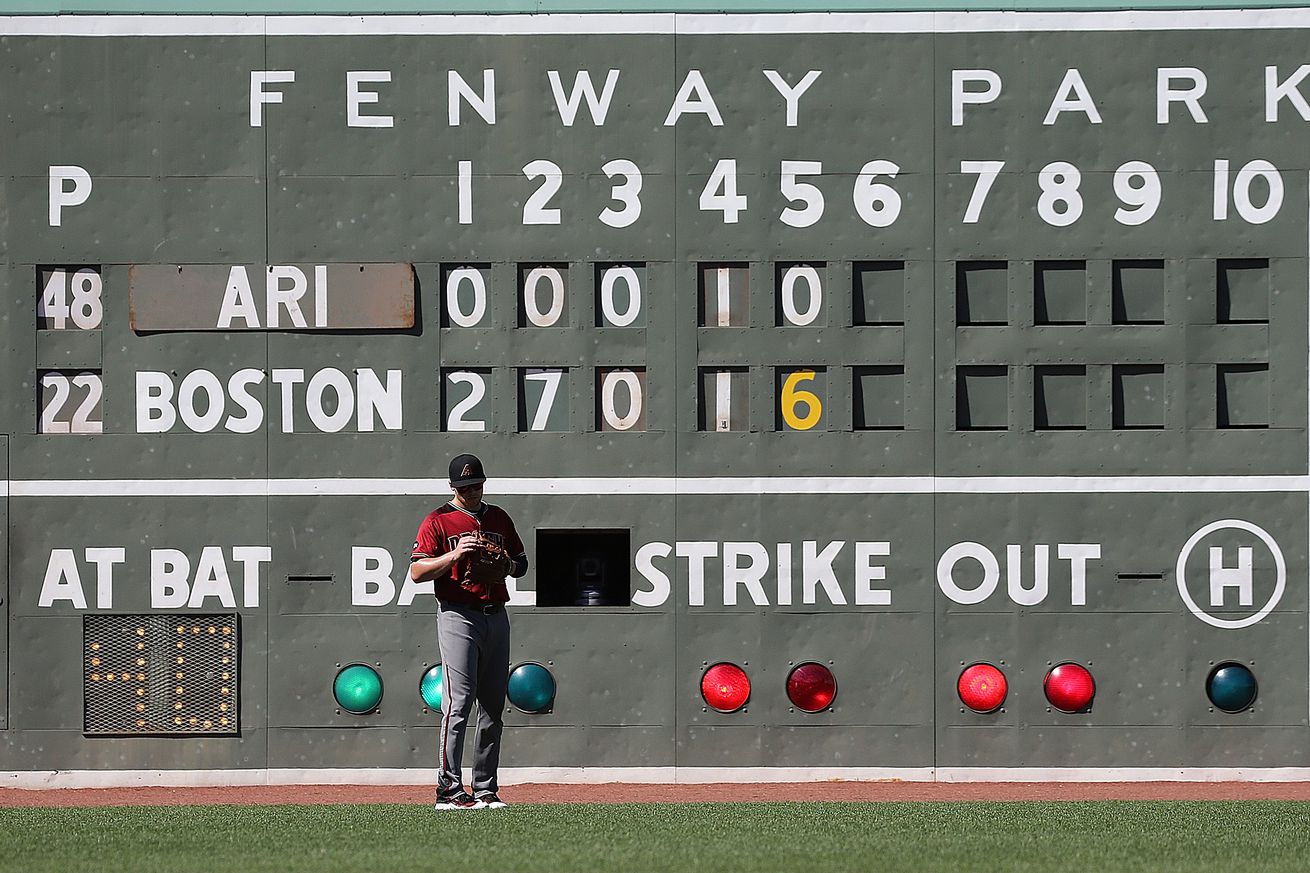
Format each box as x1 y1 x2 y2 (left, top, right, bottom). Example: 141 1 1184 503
39 372 103 434
445 371 487 432
523 370 564 432
444 368 646 432
39 268 103 330
599 370 643 431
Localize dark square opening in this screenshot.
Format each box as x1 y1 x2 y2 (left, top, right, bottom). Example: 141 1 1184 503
1034 261 1087 325
1112 260 1165 325
956 262 1008 326
1034 365 1087 430
956 365 1009 430
1216 363 1269 429
1112 365 1165 429
852 261 905 325
534 529 632 607
852 365 905 430
1217 259 1270 324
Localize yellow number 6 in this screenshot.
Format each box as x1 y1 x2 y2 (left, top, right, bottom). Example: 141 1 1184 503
781 370 822 431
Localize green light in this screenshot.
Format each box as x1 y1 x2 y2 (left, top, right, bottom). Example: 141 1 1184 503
1206 662 1257 713
507 662 555 713
333 664 383 714
420 664 444 710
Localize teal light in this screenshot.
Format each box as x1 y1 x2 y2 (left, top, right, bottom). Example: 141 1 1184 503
333 664 383 714
507 662 556 713
1206 662 1258 713
420 664 444 710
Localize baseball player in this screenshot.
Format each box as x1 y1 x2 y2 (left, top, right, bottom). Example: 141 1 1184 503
409 453 527 810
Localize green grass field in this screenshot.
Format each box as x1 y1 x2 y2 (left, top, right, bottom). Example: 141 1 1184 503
2 801 1307 873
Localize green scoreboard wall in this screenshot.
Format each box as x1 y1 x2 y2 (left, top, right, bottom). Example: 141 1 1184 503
3 9 1310 780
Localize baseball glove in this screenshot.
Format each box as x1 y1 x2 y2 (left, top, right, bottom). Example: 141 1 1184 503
459 532 512 594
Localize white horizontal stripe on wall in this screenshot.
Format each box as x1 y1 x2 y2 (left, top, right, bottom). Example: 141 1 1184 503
3 10 1310 37
6 766 1310 789
4 475 1306 498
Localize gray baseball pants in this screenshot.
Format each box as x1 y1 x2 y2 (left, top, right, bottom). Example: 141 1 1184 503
436 600 511 797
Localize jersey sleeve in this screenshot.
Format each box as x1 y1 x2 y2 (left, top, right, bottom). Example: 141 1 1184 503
410 514 444 561
503 514 526 557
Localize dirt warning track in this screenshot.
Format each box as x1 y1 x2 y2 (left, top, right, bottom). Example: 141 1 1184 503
4 781 1310 807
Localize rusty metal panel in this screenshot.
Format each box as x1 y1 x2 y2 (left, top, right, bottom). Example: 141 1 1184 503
128 263 416 331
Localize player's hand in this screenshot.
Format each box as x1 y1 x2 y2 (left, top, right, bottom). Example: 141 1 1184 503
451 535 480 560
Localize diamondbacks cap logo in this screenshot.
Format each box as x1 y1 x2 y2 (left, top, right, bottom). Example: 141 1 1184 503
461 464 474 477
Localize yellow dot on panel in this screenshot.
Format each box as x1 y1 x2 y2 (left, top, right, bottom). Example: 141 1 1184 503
90 673 100 681
222 673 230 680
222 627 231 635
176 642 184 649
204 720 212 728
189 717 197 725
105 674 114 682
136 673 145 681
177 656 184 664
121 673 131 681
220 717 229 725
136 658 145 666
221 688 229 695
176 672 184 680
192 627 200 634
90 657 100 667
175 717 183 725
220 703 228 711
90 642 100 651
136 720 146 727
136 688 145 697
175 702 183 710
176 686 184 694
136 628 145 636
208 627 216 634
136 642 145 650
223 642 231 649
222 657 230 664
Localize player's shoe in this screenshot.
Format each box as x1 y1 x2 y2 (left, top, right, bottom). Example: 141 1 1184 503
434 791 486 810
476 793 508 809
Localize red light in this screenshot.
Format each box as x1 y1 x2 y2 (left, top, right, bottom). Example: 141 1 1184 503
701 663 751 713
786 663 837 712
957 663 1007 713
1044 662 1095 713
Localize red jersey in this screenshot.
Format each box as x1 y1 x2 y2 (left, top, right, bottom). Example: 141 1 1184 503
411 502 526 605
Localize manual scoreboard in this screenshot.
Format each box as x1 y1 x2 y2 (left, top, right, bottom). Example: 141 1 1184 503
1 11 1308 777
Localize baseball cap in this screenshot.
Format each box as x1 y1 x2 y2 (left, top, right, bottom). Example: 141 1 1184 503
449 453 487 487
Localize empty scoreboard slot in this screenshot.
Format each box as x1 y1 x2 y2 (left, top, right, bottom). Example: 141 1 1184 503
1216 363 1270 429
83 614 239 737
533 529 631 607
1116 572 1165 582
1112 260 1165 325
285 574 335 583
1034 260 1087 325
1216 258 1270 324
